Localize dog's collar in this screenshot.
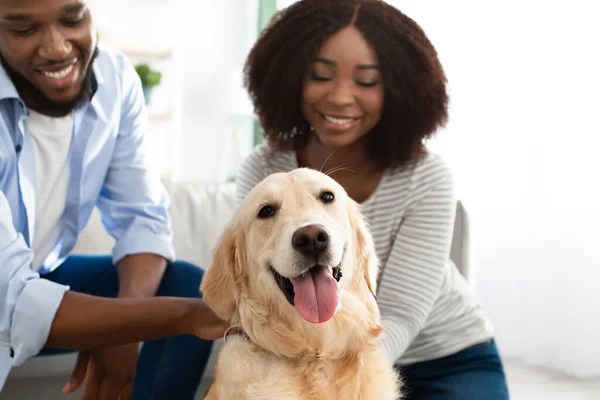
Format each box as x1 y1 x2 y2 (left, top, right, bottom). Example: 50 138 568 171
223 325 252 344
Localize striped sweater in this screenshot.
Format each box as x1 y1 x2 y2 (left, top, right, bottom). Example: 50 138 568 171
235 144 494 365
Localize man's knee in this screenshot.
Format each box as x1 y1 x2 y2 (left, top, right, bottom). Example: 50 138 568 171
156 259 206 298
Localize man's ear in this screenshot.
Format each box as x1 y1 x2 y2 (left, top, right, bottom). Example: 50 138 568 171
199 221 242 320
348 200 379 297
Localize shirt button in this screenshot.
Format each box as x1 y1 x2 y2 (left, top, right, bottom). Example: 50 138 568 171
15 144 22 152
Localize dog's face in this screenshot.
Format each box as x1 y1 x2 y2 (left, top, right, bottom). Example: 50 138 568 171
243 168 359 324
201 168 382 358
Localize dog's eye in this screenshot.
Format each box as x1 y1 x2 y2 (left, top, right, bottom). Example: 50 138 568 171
320 191 335 204
258 205 277 219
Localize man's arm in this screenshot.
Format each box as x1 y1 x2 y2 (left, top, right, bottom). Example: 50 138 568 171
45 291 224 350
96 54 175 294
117 253 166 299
1 191 225 367
0 190 69 365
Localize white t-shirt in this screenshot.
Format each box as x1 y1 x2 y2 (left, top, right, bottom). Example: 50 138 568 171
25 109 74 272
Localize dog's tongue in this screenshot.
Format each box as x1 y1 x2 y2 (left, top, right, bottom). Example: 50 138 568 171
291 265 339 323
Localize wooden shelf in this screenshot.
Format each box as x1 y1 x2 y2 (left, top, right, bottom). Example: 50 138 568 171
147 107 172 120
98 31 173 60
119 46 173 60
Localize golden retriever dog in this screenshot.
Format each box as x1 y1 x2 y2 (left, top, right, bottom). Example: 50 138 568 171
200 168 400 399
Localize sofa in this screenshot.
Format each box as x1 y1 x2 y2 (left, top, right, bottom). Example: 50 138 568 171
1 179 472 399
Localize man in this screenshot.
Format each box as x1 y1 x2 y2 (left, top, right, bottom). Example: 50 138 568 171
0 0 226 399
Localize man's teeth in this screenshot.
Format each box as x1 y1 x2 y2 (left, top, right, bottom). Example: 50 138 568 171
41 64 74 80
324 115 356 125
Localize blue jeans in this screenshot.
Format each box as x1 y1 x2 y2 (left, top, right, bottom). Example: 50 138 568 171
396 339 509 400
38 255 214 400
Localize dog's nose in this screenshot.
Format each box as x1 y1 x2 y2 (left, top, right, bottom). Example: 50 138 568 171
292 224 330 258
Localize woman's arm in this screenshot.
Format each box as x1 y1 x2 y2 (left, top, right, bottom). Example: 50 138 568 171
377 157 456 363
46 291 227 350
235 145 270 204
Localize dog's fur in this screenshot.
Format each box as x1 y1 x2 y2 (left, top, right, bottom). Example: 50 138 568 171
200 168 400 399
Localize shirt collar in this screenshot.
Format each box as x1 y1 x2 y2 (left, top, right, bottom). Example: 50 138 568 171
88 57 107 122
0 63 22 102
92 56 105 88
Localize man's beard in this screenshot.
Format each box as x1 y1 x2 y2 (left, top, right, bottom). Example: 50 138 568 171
0 46 99 117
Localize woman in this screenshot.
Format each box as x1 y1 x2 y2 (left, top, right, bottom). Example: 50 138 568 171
236 1 509 399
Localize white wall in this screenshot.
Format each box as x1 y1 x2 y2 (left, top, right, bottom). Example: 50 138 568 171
173 0 258 182
387 0 600 378
93 0 258 183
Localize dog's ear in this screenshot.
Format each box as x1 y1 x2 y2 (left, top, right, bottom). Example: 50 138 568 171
348 200 379 297
199 221 242 320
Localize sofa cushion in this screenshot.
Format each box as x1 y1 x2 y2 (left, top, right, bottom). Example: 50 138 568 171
72 181 237 269
162 181 237 268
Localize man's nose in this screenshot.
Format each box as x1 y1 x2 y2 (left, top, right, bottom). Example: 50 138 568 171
38 27 72 61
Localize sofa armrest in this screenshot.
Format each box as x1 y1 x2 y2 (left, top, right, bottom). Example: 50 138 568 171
449 200 475 287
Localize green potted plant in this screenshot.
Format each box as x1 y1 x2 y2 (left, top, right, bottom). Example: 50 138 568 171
135 63 162 105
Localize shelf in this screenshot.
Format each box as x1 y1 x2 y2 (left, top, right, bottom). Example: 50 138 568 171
98 30 173 61
119 46 173 60
147 107 172 120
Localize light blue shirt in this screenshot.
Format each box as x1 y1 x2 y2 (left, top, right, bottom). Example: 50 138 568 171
0 46 176 373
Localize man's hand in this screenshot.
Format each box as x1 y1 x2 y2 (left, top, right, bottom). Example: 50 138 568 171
63 343 139 399
191 299 232 341
61 254 158 398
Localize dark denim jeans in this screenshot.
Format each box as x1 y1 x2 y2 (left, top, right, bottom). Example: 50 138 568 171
38 255 214 400
396 339 510 400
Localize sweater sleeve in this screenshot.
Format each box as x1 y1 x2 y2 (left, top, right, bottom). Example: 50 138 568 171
235 145 270 205
377 157 457 363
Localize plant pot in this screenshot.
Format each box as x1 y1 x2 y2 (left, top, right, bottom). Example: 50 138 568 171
142 86 154 105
